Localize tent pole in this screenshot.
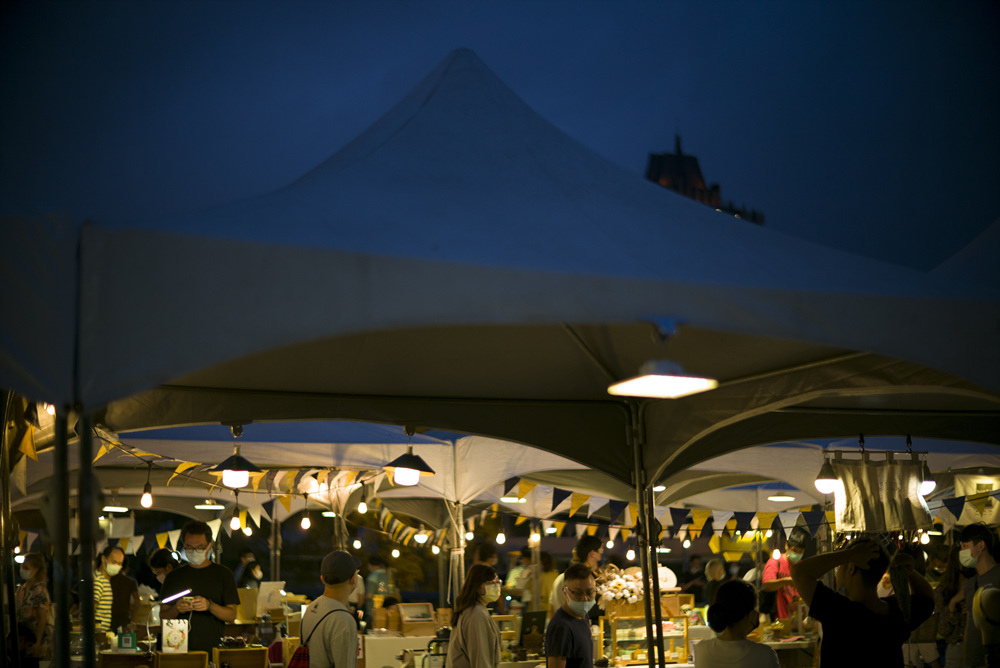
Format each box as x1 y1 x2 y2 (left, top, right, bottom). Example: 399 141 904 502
78 414 97 668
645 486 666 663
2 392 23 667
629 400 660 668
530 520 541 612
51 408 70 666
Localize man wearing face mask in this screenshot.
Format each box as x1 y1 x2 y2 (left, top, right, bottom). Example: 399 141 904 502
301 551 361 668
545 563 595 668
762 528 808 619
960 523 1000 668
95 546 125 632
109 556 140 631
160 520 240 653
548 535 603 618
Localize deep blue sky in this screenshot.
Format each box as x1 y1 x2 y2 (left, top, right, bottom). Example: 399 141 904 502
2 1 998 270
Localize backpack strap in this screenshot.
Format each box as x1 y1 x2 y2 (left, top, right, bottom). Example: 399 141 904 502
304 608 357 645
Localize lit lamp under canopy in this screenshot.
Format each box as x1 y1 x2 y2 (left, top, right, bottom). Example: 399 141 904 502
814 459 839 495
607 360 718 399
384 446 434 486
212 445 261 489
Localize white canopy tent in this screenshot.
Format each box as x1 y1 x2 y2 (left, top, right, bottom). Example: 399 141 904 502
3 48 999 666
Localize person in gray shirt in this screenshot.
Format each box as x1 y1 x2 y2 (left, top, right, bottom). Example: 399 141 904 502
301 551 361 668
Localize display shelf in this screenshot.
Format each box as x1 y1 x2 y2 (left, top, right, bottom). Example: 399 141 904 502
599 615 688 665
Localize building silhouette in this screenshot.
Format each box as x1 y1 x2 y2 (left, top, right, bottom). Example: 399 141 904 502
645 135 764 225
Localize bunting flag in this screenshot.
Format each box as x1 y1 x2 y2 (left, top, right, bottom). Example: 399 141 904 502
515 515 529 526
504 477 520 496
574 524 587 538
19 426 37 461
708 533 720 554
825 511 836 529
265 469 278 494
627 503 639 528
317 469 330 487
278 495 292 514
734 512 755 534
167 529 181 550
168 462 200 486
723 551 744 563
670 507 690 533
518 481 537 499
620 528 630 541
206 519 221 541
156 532 169 549
93 443 108 463
553 521 566 536
586 497 607 518
239 510 247 530
18 530 28 548
756 512 778 534
711 511 734 535
801 510 825 536
291 469 308 493
607 500 629 525
569 493 589 517
248 506 262 528
12 456 27 495
585 524 598 536
969 492 992 516
119 537 131 554
608 526 620 542
943 497 967 522
687 510 710 539
273 471 288 492
250 472 266 492
551 488 573 511
778 511 800 535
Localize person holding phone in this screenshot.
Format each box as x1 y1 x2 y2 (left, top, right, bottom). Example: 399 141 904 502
160 520 240 652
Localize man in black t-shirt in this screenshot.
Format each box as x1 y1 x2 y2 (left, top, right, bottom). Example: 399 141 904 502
790 537 934 668
545 563 595 668
160 521 240 653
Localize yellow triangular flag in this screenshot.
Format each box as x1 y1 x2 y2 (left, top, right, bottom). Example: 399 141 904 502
93 444 108 463
620 528 630 541
515 515 529 526
156 532 169 549
518 481 537 499
553 521 566 536
825 511 836 528
569 493 589 517
239 510 247 529
726 519 738 535
692 509 712 531
969 492 991 515
119 538 130 553
723 551 743 563
129 451 159 458
708 534 721 554
250 471 266 492
278 495 292 514
317 470 330 487
18 427 37 461
756 512 778 534
167 462 200 486
18 530 27 548
628 503 639 527
586 524 597 536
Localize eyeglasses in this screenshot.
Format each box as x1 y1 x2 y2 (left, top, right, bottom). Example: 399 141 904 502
565 587 597 599
183 544 209 551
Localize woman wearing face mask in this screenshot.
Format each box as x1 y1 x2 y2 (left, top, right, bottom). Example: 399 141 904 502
695 580 778 667
148 548 182 589
15 553 52 660
237 560 264 589
446 564 503 668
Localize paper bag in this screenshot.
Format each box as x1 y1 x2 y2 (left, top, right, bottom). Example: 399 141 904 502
162 619 189 653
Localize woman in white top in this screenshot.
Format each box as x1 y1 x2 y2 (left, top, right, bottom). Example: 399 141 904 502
446 564 503 668
694 579 779 668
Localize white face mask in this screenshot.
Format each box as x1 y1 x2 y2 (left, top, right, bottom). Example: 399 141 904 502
105 563 122 576
960 548 979 568
252 568 263 580
565 595 595 618
20 568 33 581
481 583 501 602
185 547 210 566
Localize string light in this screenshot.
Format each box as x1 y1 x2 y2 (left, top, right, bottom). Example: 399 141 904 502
496 532 506 545
465 531 474 541
140 463 154 508
772 548 781 560
300 494 311 530
682 539 691 549
358 500 368 514
432 545 440 555
626 549 636 561
606 539 614 549
353 539 362 550
391 548 400 558
242 526 252 536
414 532 429 544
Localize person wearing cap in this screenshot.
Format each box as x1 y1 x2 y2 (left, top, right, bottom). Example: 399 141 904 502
301 551 361 668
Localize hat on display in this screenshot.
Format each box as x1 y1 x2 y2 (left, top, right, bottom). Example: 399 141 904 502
321 551 362 584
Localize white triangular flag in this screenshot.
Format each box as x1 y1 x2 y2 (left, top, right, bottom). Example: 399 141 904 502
206 519 222 541
167 529 181 550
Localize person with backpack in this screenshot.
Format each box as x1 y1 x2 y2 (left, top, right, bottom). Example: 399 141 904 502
296 551 361 668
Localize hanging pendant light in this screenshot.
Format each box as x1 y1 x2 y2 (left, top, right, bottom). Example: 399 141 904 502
814 459 839 495
384 446 434 486
212 443 261 489
607 360 718 399
140 463 154 508
229 490 241 530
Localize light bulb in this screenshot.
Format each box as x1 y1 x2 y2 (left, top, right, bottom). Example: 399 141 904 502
530 532 540 543
353 539 362 550
765 529 773 538
465 531 474 541
772 548 781 560
222 469 250 489
415 533 428 544
814 478 839 495
432 545 440 555
243 526 252 536
230 515 241 530
682 539 691 549
393 467 421 486
545 527 558 534
496 532 506 545
14 545 20 554
358 500 368 514
919 479 936 496
606 540 614 549
301 515 311 530
15 555 25 564
140 491 153 508
920 533 930 545
392 548 400 558
44 403 56 416
626 549 636 561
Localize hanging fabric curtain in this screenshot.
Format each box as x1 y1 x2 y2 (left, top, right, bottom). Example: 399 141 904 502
832 455 931 532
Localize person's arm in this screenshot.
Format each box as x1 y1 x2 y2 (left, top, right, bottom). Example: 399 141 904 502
190 596 238 622
327 615 357 668
790 541 881 606
761 559 792 592
547 657 568 668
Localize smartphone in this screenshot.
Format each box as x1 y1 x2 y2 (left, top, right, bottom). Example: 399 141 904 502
182 596 194 605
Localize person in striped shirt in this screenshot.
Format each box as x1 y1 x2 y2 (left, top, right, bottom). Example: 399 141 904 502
95 546 124 632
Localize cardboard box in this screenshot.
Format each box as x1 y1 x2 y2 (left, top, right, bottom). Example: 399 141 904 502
398 602 435 637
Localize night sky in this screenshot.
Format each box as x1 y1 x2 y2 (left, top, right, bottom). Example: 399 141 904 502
2 1 998 270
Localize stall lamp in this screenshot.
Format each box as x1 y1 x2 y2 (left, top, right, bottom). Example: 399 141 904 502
194 500 227 511
920 462 936 496
103 491 128 513
765 529 773 538
353 539 362 550
161 589 192 605
212 444 261 489
140 463 154 509
384 446 435 486
500 497 527 504
767 492 796 503
229 510 241 531
321 511 337 518
14 554 25 564
652 484 666 492
301 513 311 530
44 403 56 416
545 527 558 534
626 549 636 561
814 459 839 495
607 360 718 399
496 532 506 545
530 532 541 543
414 532 429 544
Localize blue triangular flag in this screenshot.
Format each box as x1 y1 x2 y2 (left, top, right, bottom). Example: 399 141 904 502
670 507 690 533
551 487 573 512
607 500 629 525
943 496 966 522
733 511 755 534
801 510 825 536
503 477 520 497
